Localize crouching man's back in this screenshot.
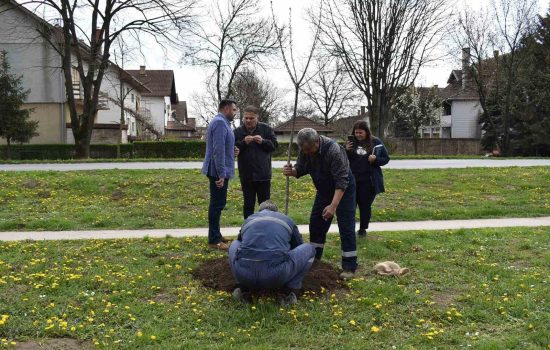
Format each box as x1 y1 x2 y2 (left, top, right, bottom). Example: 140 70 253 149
228 200 315 305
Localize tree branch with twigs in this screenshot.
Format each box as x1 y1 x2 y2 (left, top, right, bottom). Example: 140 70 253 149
271 2 322 215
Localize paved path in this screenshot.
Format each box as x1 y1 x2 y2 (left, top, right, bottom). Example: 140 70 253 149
1 159 549 171
0 217 548 241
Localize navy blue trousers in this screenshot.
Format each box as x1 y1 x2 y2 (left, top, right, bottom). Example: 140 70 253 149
356 180 377 230
309 181 357 272
229 240 316 290
208 176 229 244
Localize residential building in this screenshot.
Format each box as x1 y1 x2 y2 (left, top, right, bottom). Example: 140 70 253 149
165 101 199 139
274 116 334 142
0 0 150 145
126 67 179 137
420 48 482 139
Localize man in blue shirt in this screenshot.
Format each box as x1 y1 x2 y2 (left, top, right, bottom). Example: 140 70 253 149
201 99 239 250
228 200 316 306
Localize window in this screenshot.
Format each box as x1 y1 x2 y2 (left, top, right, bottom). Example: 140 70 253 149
443 101 451 116
71 67 81 99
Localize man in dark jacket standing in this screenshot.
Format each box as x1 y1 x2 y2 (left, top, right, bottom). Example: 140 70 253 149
283 128 357 280
234 105 278 219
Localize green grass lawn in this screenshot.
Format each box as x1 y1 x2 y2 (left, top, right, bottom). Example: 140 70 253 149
0 155 547 163
0 227 548 349
0 167 548 231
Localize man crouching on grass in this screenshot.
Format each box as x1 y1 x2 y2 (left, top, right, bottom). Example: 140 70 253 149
228 200 315 306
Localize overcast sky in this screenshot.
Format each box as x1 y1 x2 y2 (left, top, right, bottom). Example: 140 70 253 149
134 0 547 120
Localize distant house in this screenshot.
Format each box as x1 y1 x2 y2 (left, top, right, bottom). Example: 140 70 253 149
0 0 151 145
420 48 482 139
127 67 180 137
165 101 199 139
68 65 151 144
274 116 334 142
328 107 369 141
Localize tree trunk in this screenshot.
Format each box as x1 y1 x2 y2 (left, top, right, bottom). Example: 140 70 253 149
73 113 95 159
6 139 11 160
285 86 300 215
370 93 380 137
117 77 124 159
502 82 513 156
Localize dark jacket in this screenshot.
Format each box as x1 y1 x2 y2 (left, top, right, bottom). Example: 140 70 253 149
346 137 389 194
234 122 278 182
295 135 351 194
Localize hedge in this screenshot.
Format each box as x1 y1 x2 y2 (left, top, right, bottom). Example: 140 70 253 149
0 144 133 160
0 141 301 160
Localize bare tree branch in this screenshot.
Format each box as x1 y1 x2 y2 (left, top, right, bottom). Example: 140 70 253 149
302 56 361 126
183 0 278 103
316 0 449 137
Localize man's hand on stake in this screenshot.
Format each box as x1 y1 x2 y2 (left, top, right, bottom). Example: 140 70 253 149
253 135 263 144
234 146 240 157
283 164 296 177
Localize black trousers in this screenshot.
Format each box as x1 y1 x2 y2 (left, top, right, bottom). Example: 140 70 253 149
356 180 377 230
241 180 271 219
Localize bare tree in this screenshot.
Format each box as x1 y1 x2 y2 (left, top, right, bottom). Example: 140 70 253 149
231 69 282 124
272 4 321 215
13 0 195 158
449 0 537 155
316 0 448 137
448 9 496 138
190 86 219 126
185 0 278 103
107 38 140 157
491 0 538 155
303 57 360 126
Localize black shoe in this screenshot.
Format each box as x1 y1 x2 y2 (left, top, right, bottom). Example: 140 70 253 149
357 229 367 237
232 287 252 304
278 291 298 306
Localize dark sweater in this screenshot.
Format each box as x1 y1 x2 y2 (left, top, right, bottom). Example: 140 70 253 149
346 137 390 194
234 122 278 182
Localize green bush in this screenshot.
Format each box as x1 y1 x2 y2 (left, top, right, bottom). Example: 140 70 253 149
89 144 134 159
272 142 300 158
0 141 302 160
0 144 74 160
0 144 134 160
133 141 206 158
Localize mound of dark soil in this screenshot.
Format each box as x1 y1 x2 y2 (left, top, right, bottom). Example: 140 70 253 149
191 257 347 297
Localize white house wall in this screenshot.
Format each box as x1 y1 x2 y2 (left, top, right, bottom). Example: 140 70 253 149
96 67 141 135
451 101 482 138
0 3 64 104
142 96 166 135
